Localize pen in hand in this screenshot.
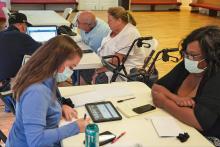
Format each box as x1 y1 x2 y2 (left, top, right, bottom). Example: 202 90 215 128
111 131 126 144
84 114 87 120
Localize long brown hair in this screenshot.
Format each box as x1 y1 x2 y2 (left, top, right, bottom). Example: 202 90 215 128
108 6 136 26
13 35 82 99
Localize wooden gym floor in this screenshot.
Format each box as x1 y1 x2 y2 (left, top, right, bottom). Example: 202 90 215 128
0 10 220 140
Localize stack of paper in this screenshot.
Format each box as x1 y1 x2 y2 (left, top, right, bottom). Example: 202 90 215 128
95 87 134 98
68 87 135 107
77 41 91 50
71 35 82 42
105 142 143 147
69 91 105 107
59 118 76 127
150 116 183 137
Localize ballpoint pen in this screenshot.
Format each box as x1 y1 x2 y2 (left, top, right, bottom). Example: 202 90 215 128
84 114 87 120
111 131 126 144
117 97 135 103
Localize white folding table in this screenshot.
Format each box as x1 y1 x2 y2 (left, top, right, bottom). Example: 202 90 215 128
59 82 214 147
19 10 70 26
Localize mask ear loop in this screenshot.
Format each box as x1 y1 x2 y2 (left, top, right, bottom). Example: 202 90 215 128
126 12 130 23
198 58 207 70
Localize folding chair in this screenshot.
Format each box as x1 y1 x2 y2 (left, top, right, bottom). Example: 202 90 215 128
21 55 31 66
0 91 15 114
0 54 31 114
58 11 79 36
62 8 73 20
70 11 81 29
0 129 7 144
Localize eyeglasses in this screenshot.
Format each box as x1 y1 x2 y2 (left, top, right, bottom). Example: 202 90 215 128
182 51 203 60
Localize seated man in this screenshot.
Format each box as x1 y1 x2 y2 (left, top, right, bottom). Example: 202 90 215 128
0 12 41 91
0 13 76 121
77 11 110 52
151 26 220 143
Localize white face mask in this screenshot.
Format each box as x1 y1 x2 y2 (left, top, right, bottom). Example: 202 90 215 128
56 67 73 82
184 58 206 74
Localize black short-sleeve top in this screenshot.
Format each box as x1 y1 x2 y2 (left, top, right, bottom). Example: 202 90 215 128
157 61 220 138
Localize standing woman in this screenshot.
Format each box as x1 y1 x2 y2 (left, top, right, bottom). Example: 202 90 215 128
6 35 90 147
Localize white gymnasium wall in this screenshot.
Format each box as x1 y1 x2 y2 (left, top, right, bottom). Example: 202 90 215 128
11 4 77 11
0 0 11 10
180 0 192 10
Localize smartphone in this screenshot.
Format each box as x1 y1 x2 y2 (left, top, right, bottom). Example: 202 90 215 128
132 104 156 114
99 131 116 146
83 131 116 146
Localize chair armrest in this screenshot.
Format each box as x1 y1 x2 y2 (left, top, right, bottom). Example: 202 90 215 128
0 90 13 96
0 91 15 114
101 55 121 72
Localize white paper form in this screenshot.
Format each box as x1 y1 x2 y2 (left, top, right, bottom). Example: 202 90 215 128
68 86 135 107
95 87 134 99
150 116 184 137
69 91 105 107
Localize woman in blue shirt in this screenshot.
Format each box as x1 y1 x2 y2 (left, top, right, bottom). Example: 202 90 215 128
6 35 90 147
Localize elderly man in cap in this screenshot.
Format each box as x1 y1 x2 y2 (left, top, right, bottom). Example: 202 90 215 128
0 13 78 121
0 12 41 91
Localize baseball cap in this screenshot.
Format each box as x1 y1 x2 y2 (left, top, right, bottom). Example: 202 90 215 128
8 12 32 26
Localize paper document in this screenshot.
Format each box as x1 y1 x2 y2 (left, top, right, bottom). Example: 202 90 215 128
71 35 82 42
105 142 143 147
0 90 13 96
150 116 183 137
77 41 91 50
69 91 105 107
59 118 76 127
68 86 134 107
95 87 134 98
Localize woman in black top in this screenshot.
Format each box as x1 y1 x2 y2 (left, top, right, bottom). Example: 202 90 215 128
152 26 220 139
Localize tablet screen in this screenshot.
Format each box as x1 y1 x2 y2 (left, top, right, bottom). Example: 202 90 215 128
85 102 122 123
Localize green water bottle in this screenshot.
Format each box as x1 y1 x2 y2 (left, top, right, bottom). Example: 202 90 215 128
85 123 99 147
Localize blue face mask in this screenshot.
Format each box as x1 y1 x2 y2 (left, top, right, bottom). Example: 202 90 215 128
56 67 73 82
184 58 206 73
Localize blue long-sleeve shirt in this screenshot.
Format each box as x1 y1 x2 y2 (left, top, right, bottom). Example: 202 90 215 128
6 78 80 147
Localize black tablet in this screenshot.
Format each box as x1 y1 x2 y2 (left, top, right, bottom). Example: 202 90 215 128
85 101 122 123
